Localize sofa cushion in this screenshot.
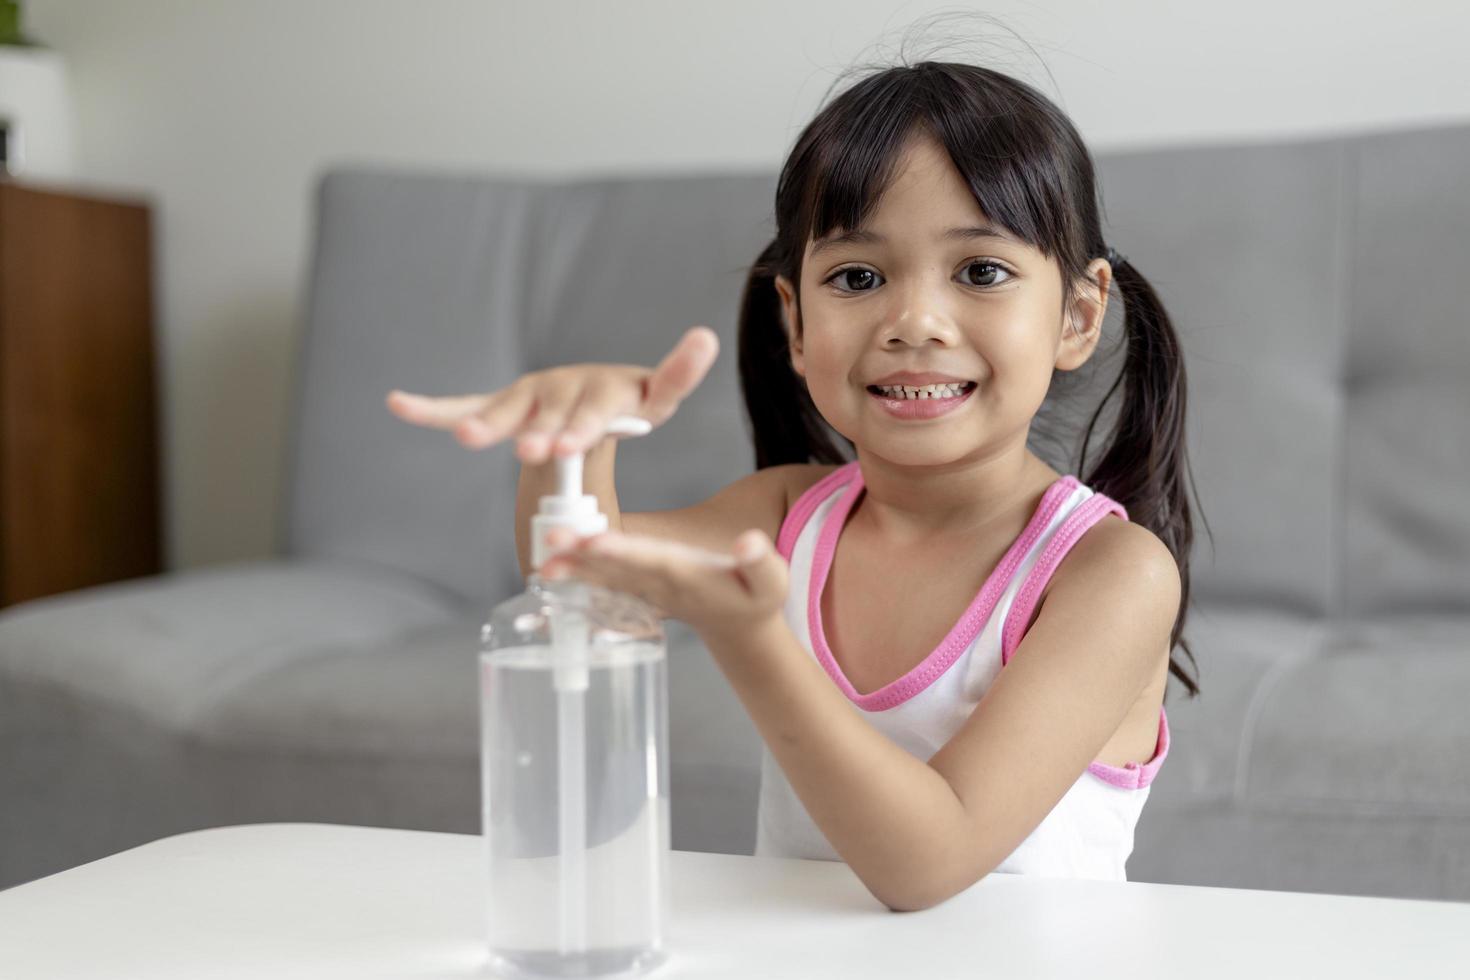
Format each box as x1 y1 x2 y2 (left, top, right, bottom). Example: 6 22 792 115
0 558 464 888
0 558 458 729
1243 613 1470 815
1143 605 1329 810
195 614 485 760
1131 801 1470 900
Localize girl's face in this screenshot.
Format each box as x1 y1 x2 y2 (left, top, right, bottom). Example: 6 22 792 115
773 132 1110 468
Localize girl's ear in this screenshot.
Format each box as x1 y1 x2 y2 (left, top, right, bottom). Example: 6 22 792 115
773 273 805 378
1056 258 1111 371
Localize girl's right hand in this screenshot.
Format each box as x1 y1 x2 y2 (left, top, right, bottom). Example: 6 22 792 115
384 325 720 465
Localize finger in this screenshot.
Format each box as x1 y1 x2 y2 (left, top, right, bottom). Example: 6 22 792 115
461 381 536 449
557 547 678 612
547 533 743 621
539 557 575 580
640 326 719 425
543 525 588 555
541 553 632 595
517 385 581 464
553 378 632 458
586 531 739 571
545 557 666 616
386 390 493 430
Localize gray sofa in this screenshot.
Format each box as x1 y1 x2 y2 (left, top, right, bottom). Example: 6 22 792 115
4 120 1468 901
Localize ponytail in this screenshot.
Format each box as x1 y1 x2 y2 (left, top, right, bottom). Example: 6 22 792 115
737 237 852 469
1078 256 1208 699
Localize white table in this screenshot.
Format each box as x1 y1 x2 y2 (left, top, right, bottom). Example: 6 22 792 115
2 823 1467 978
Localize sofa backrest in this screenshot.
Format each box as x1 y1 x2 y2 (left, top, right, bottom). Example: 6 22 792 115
284 122 1470 617
1088 122 1470 618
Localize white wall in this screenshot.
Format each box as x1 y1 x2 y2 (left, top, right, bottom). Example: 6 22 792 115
21 0 1470 571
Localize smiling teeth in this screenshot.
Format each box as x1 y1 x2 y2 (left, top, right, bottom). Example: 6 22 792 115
874 382 970 399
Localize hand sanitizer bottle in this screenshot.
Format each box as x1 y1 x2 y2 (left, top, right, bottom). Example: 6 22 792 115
480 416 670 979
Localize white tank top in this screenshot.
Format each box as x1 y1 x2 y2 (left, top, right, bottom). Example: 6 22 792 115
754 460 1171 881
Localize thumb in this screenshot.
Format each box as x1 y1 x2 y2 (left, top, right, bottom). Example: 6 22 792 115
641 326 719 425
732 529 787 602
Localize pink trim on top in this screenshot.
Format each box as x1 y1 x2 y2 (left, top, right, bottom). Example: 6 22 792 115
1000 492 1129 667
997 490 1170 790
806 465 1082 712
776 463 859 561
1086 706 1171 790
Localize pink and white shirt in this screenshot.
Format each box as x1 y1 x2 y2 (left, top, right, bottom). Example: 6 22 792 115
754 460 1170 880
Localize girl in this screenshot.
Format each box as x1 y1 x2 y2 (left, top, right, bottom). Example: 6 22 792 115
387 59 1201 912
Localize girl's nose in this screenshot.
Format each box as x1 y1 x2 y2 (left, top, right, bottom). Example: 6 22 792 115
882 310 960 347
881 276 961 345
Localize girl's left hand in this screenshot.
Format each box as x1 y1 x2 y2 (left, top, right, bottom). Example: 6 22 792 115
539 526 789 643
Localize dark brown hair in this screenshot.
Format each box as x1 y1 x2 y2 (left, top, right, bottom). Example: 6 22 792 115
737 60 1205 699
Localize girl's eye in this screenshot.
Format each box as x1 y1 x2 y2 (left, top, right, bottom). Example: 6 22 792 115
822 260 1013 294
828 267 882 292
962 260 1012 288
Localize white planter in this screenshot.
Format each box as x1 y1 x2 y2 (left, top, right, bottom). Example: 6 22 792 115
0 45 74 179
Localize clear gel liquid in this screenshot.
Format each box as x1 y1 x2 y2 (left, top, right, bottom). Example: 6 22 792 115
480 641 669 979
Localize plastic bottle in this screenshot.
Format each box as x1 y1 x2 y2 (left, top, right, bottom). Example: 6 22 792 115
480 415 670 979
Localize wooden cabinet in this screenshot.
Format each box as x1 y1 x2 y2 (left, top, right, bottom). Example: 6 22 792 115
0 178 162 607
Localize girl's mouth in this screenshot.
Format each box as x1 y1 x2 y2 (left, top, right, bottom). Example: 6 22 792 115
865 381 976 420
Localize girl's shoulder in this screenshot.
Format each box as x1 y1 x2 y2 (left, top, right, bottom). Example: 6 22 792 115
775 463 847 515
766 463 849 555
1034 509 1178 632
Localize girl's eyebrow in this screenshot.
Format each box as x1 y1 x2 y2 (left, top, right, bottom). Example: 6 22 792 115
811 224 1020 257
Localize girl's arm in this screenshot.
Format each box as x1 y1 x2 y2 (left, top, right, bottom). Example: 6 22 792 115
700 517 1180 912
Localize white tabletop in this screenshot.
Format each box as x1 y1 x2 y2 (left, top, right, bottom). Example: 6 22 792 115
1 823 1467 979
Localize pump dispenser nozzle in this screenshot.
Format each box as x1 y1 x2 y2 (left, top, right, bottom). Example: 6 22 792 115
530 415 652 574
531 415 652 697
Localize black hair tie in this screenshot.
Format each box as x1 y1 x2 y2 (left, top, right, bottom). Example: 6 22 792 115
1105 245 1128 268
